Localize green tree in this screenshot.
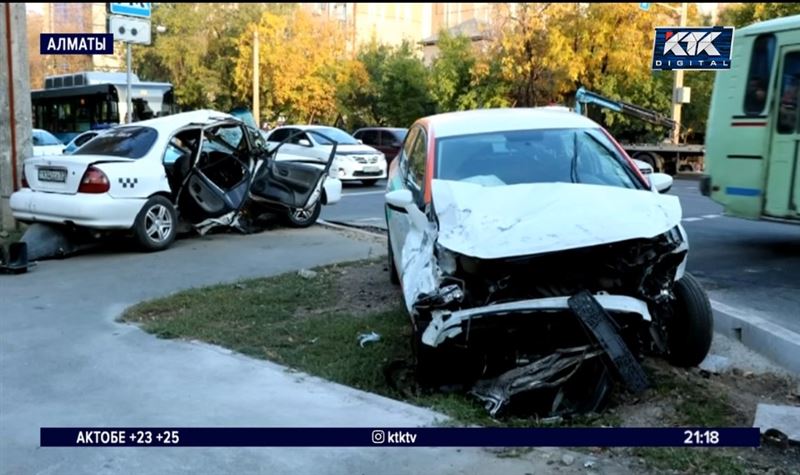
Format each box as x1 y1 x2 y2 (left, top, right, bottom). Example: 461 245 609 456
429 31 476 112
334 59 373 131
342 40 434 127
720 3 800 28
133 3 219 109
377 42 435 127
133 3 296 111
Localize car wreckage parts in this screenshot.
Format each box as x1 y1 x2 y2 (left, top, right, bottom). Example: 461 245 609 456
406 224 689 418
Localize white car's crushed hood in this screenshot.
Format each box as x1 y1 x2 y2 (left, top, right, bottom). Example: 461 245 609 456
431 179 682 260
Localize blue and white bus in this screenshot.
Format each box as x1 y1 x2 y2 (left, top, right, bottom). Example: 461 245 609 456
31 71 177 143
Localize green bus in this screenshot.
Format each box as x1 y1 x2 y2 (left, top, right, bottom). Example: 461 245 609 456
702 15 800 223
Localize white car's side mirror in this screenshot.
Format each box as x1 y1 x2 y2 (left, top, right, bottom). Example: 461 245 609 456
650 173 673 193
386 189 413 208
357 139 364 145
386 189 428 231
298 138 312 147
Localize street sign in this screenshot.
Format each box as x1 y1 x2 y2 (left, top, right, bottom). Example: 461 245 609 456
107 3 151 19
108 15 151 45
640 3 650 11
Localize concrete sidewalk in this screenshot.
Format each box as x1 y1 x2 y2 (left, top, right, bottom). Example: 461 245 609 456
0 227 634 475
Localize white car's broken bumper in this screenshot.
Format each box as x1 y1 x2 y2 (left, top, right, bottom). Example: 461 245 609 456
10 189 144 229
421 294 653 347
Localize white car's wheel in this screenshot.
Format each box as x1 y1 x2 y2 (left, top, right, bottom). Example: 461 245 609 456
133 196 177 252
285 201 321 228
667 273 714 367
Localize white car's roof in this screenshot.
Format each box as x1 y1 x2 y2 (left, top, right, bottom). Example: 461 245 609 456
118 109 239 133
273 124 340 131
424 108 602 139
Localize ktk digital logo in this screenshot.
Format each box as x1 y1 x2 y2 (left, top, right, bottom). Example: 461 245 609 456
652 26 734 70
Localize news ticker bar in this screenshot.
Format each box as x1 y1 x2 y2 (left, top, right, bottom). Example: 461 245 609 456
41 427 761 447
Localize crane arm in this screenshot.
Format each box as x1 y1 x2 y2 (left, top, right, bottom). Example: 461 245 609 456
574 87 676 130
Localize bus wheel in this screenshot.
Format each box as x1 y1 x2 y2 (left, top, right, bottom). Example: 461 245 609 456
667 273 714 368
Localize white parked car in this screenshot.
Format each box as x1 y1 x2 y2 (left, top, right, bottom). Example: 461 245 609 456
265 125 388 186
32 129 64 156
62 129 109 155
11 110 342 252
384 108 711 417
633 158 655 176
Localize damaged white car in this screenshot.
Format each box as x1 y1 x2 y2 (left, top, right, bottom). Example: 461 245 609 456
384 108 712 417
10 110 342 255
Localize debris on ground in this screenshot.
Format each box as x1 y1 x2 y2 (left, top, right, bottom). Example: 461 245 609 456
561 454 575 466
754 404 800 443
357 331 381 347
698 354 732 374
470 345 607 417
298 269 318 279
0 241 30 274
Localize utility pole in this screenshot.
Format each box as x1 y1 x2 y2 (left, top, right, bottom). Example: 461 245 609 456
252 29 259 126
671 2 688 144
642 2 690 144
126 42 132 123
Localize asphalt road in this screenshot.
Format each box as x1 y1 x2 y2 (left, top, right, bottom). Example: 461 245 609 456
322 178 800 337
4 227 596 475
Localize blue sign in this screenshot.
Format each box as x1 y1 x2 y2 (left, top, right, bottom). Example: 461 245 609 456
640 3 650 11
652 27 735 70
40 34 114 55
108 3 151 19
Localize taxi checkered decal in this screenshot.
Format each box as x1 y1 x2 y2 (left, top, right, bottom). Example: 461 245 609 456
119 178 138 188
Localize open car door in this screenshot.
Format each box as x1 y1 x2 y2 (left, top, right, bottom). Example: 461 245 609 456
248 128 336 213
176 121 254 226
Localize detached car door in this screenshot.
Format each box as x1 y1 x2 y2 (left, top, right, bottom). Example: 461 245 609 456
178 121 253 223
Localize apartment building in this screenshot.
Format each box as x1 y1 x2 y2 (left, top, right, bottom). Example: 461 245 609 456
305 3 507 54
38 3 124 78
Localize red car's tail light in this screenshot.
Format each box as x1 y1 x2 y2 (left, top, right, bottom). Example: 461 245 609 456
78 166 110 193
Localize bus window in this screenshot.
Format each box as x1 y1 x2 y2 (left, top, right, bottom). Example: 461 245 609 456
744 34 776 115
777 52 800 134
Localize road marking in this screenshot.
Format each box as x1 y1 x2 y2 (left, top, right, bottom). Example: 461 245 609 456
681 213 722 223
342 190 386 197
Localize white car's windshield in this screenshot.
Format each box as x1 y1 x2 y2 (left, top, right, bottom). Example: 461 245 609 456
309 127 360 146
74 126 158 159
435 128 644 190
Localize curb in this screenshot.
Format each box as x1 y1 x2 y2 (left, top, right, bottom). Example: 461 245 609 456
316 219 388 239
711 299 800 375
